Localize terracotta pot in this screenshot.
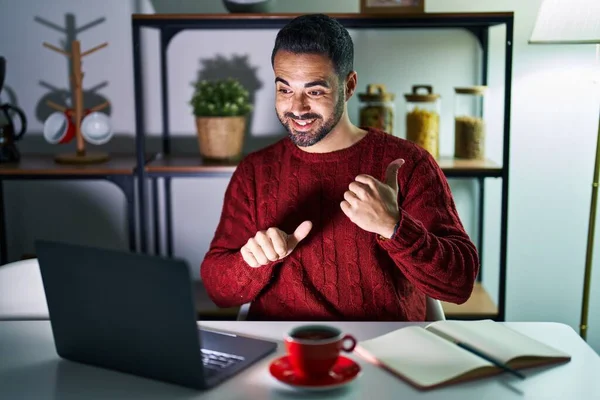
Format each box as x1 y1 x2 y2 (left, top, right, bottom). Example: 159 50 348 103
195 116 246 160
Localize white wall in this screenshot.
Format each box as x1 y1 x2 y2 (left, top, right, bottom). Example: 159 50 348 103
0 0 598 351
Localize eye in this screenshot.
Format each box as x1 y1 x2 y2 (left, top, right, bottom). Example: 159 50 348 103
308 90 324 96
278 88 292 94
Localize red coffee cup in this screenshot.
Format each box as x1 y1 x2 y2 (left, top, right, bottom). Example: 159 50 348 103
43 110 75 144
43 109 92 144
284 324 356 380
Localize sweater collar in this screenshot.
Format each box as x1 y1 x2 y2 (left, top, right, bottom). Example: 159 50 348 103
283 127 380 163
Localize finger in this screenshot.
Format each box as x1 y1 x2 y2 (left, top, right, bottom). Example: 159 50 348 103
354 174 378 189
385 158 405 193
349 181 370 199
245 238 269 265
340 200 352 217
255 231 279 262
287 220 313 250
343 190 360 207
240 246 259 268
266 227 287 258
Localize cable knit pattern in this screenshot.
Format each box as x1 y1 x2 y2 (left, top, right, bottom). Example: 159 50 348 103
200 128 479 321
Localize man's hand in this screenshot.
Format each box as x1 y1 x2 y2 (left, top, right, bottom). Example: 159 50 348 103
340 158 405 238
240 221 313 268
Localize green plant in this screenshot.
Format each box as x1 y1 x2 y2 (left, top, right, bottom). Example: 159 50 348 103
189 77 253 117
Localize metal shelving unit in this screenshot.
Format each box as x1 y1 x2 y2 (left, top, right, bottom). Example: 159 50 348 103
131 12 513 321
0 154 139 264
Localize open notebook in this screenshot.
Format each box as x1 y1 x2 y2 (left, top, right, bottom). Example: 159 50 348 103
354 319 571 390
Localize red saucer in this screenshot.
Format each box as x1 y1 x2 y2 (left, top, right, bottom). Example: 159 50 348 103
269 355 361 391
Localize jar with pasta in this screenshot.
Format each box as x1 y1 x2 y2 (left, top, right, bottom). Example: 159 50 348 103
358 84 395 135
404 85 441 159
454 86 486 159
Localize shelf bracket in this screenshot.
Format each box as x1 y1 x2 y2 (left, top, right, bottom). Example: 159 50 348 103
464 26 488 52
163 27 181 48
464 26 489 85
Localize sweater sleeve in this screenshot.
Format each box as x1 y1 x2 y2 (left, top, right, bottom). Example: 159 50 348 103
376 153 480 304
200 158 279 308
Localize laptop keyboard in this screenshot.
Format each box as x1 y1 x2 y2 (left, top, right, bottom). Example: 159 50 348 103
201 348 245 370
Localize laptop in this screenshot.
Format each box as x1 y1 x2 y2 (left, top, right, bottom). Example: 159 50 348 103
34 240 278 390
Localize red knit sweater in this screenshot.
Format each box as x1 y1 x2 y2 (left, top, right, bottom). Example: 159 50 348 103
200 128 479 321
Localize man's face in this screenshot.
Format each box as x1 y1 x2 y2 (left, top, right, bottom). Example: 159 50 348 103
273 51 346 147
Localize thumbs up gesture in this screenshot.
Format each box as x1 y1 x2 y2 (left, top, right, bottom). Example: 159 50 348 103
340 158 405 239
241 221 313 268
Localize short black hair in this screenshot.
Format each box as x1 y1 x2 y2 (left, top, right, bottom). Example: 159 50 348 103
271 14 354 80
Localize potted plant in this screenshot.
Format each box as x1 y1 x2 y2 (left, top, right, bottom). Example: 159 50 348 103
189 77 253 160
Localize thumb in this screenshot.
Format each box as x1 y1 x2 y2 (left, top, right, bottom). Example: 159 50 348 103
287 220 313 250
385 158 405 194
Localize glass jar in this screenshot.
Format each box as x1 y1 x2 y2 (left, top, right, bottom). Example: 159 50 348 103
358 84 395 135
454 86 486 159
404 85 441 159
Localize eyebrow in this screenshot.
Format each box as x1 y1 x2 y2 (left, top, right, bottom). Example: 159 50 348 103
275 77 330 88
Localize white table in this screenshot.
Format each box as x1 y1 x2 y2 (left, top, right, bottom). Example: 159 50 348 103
0 320 598 399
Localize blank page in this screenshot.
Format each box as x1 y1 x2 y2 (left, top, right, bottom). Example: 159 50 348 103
426 320 571 365
356 326 492 388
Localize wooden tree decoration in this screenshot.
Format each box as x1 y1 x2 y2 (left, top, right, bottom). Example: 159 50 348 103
43 39 110 164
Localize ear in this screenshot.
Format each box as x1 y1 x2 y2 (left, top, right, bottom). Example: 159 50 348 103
344 71 358 101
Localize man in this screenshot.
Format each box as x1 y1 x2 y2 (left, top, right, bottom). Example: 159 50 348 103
200 14 479 321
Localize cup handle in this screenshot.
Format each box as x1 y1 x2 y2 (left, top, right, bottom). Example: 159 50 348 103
341 334 357 352
5 104 27 140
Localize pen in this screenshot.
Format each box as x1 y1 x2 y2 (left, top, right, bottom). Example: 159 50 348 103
456 341 526 380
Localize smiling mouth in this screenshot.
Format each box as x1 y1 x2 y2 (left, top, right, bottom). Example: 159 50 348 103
290 119 316 131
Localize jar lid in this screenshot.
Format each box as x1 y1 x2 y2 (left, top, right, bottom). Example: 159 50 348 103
455 86 487 95
358 84 395 102
404 85 440 102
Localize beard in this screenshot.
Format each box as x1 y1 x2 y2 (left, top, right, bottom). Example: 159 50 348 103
277 91 345 148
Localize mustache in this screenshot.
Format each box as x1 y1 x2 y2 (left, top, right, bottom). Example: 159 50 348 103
285 112 321 120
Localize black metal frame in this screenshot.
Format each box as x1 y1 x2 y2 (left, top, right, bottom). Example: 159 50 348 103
131 13 513 321
0 175 137 265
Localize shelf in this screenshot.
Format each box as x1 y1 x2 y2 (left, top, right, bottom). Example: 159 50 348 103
0 154 138 178
438 157 502 178
145 155 237 177
132 12 513 30
0 154 140 258
0 154 501 179
144 154 502 178
194 281 498 321
441 282 498 320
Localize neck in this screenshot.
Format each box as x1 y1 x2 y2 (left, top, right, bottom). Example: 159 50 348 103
299 111 367 153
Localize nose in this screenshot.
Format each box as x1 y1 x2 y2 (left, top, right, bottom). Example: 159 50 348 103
289 92 310 116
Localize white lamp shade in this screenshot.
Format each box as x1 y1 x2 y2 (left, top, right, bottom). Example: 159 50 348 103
529 0 600 44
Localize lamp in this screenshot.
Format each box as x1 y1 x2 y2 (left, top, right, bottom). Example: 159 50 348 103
529 0 600 340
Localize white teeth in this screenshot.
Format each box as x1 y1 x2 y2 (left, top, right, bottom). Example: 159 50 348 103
295 119 314 126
